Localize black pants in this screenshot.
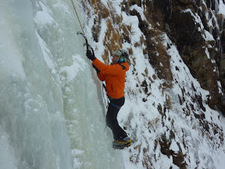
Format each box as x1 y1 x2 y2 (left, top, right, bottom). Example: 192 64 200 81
106 96 127 140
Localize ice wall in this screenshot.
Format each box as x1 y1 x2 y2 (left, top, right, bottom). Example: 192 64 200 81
0 0 72 168
0 0 123 168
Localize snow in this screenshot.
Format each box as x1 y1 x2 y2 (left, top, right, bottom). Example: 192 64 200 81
203 30 214 41
122 12 144 45
182 8 204 30
130 5 147 21
60 54 86 83
1 0 225 169
218 0 225 16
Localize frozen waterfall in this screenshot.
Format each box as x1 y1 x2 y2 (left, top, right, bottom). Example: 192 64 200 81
0 0 123 168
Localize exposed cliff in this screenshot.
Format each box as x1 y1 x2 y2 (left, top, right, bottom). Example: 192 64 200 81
81 0 225 168
152 0 225 113
82 0 225 112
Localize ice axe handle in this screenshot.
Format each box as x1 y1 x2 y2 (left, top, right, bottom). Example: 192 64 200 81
77 31 89 51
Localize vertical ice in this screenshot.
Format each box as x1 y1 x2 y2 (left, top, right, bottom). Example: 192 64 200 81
0 0 72 168
0 0 123 169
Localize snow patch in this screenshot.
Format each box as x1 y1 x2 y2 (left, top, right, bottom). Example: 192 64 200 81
60 55 86 83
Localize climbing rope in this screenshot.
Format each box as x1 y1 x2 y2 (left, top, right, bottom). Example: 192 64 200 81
70 0 85 34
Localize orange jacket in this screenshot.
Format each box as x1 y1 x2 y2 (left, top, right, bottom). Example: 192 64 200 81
92 58 129 99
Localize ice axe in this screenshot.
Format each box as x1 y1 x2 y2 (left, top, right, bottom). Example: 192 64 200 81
77 31 94 54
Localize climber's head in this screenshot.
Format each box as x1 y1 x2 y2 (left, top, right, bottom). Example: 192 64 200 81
113 49 129 63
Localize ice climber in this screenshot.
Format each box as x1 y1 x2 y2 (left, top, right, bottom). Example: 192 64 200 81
86 48 132 149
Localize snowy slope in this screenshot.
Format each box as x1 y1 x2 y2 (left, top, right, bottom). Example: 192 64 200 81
80 0 225 168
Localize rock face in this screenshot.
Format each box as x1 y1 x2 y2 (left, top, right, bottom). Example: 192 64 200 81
82 0 225 168
115 0 225 113
152 0 225 113
119 0 225 113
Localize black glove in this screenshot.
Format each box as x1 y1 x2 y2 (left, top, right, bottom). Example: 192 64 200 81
92 64 100 73
86 47 96 61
